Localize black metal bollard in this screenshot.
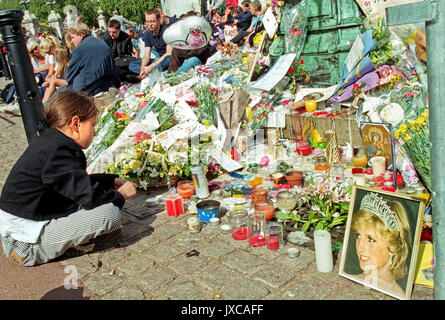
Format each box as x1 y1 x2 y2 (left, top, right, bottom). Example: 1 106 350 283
0 9 44 143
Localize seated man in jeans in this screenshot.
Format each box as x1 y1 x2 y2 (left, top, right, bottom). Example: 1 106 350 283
66 24 119 95
129 8 172 79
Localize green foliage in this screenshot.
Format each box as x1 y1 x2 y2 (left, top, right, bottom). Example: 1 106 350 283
0 0 161 27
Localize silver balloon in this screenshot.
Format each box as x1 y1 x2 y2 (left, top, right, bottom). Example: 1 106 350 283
163 16 212 50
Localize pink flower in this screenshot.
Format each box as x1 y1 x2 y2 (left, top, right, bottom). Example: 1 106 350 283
134 131 150 143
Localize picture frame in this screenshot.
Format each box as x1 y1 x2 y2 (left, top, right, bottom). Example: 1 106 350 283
339 186 426 300
360 121 397 186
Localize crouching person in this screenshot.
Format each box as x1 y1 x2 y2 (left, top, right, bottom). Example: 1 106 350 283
0 91 138 266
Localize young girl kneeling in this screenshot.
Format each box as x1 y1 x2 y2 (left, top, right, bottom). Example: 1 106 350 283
0 91 138 266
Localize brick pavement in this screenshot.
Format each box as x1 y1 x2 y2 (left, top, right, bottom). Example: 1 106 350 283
0 76 434 301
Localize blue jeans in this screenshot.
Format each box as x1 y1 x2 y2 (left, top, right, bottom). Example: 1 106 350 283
177 57 202 73
128 57 171 74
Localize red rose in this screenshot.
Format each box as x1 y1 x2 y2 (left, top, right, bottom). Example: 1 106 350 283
300 60 304 64
353 83 359 91
288 67 294 73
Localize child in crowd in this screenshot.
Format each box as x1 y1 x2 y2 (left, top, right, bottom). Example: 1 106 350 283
0 91 138 266
39 36 60 82
229 0 263 47
232 0 252 32
41 45 71 103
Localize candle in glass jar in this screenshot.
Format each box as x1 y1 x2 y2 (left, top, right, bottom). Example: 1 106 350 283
248 234 265 247
267 236 279 250
187 217 200 233
232 227 248 240
276 197 297 212
254 200 275 220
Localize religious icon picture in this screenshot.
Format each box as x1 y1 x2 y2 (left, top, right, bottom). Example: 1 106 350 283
360 122 397 183
339 186 426 300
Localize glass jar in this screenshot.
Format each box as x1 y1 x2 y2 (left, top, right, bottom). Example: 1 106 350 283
276 190 297 213
229 208 249 240
248 211 266 247
352 147 368 168
265 221 284 251
254 199 275 221
177 180 195 199
250 188 268 206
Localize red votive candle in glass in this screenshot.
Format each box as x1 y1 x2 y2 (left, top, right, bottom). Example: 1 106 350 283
267 236 279 250
248 234 265 247
232 227 248 240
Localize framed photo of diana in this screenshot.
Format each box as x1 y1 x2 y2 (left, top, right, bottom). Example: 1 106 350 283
339 186 426 300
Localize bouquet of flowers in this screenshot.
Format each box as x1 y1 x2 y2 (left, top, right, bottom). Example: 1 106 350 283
394 108 431 191
365 17 399 68
276 178 352 231
193 85 219 127
104 131 188 189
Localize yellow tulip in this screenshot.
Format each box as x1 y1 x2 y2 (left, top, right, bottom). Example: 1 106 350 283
245 106 254 121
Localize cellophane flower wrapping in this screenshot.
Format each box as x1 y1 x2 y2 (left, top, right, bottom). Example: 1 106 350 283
383 84 431 191
281 1 309 56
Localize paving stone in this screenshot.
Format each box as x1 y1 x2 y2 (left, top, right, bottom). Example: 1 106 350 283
100 248 131 267
127 235 161 253
275 246 315 272
221 278 270 300
222 250 266 275
102 282 146 300
164 281 205 300
174 233 208 248
198 241 235 259
116 254 155 276
195 265 244 290
147 243 186 261
138 267 176 291
252 264 296 288
118 222 153 246
83 273 124 297
166 256 207 275
282 275 334 300
152 223 186 240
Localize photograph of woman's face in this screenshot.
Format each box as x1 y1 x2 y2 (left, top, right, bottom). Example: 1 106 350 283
355 223 391 274
340 187 425 300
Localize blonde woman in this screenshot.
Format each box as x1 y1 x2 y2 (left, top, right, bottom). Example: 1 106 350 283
42 45 70 103
39 36 59 81
27 38 47 85
351 193 411 296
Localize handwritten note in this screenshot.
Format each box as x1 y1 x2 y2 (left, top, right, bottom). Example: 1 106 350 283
252 53 296 91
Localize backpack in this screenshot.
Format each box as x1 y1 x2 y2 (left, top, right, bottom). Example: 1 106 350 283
1 83 15 104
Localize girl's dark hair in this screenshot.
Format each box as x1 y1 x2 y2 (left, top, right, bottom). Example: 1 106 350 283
44 91 98 129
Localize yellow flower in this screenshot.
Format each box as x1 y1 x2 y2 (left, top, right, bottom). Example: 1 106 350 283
404 135 411 142
130 160 141 169
400 123 407 134
203 119 211 127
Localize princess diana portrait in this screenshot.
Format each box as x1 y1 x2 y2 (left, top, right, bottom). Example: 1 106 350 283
339 186 425 299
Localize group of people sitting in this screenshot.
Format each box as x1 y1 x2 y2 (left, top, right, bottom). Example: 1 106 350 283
207 0 266 48
27 2 266 104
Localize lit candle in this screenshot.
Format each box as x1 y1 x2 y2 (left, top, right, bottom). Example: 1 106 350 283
248 234 265 247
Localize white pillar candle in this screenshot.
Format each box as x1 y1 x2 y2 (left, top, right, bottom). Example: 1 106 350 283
313 230 333 273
